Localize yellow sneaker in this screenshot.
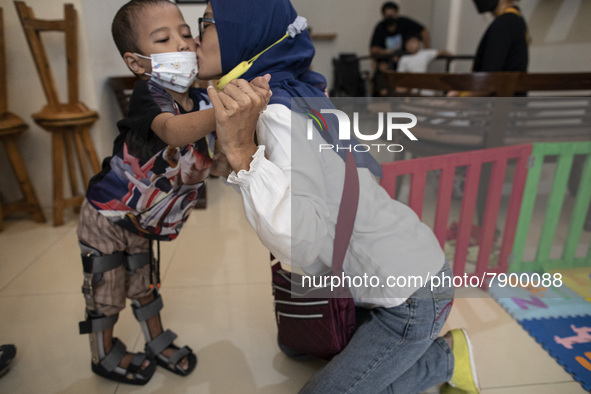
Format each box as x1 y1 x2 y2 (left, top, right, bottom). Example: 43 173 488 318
441 328 480 394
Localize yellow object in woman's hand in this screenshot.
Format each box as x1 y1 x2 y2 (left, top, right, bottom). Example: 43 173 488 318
216 61 252 90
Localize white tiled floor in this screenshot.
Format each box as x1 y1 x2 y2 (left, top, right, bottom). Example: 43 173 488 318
0 177 587 393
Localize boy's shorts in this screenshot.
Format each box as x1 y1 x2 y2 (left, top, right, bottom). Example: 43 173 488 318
77 199 152 316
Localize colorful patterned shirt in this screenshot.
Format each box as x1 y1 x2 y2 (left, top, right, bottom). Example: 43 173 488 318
86 79 214 240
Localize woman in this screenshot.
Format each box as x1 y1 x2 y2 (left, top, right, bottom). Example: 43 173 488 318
198 1 479 392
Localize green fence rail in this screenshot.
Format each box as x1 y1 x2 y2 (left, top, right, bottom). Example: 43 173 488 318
510 142 591 273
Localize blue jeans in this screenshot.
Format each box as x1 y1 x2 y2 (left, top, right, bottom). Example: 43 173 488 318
299 261 455 394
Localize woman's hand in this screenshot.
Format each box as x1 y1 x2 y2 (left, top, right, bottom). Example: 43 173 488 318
207 74 272 173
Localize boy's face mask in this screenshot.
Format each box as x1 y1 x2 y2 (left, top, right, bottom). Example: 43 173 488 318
473 0 499 13
136 51 198 93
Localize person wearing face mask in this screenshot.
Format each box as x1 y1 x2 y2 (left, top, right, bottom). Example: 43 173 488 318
369 1 430 96
448 0 528 98
199 0 479 393
76 0 271 385
472 0 529 73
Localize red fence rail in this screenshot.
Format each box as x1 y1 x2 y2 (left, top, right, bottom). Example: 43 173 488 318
381 144 532 283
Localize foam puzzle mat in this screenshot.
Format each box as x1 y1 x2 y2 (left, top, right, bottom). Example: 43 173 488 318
489 268 591 391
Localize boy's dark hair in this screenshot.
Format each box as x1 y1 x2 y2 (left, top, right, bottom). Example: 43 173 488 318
381 1 399 15
111 0 173 57
405 33 422 42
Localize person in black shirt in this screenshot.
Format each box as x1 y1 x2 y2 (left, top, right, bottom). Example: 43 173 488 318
448 0 529 97
472 0 529 72
369 1 431 96
370 1 430 55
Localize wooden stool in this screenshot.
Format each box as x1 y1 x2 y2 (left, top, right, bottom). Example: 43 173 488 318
15 1 100 226
0 7 45 230
0 115 46 230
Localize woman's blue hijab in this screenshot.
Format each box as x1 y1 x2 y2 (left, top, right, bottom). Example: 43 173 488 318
210 0 382 177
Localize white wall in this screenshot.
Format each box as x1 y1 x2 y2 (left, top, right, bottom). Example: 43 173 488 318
521 0 591 72
437 0 591 73
1 0 589 214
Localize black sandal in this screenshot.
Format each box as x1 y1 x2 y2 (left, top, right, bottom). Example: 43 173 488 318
0 344 16 377
91 338 156 385
133 292 197 376
146 330 197 376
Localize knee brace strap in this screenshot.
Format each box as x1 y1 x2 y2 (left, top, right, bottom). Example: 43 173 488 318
124 252 150 272
132 291 163 322
82 252 125 274
79 313 119 335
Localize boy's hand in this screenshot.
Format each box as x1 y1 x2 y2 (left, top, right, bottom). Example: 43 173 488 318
207 75 271 173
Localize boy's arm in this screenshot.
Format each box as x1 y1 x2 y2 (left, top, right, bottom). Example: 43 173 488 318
150 107 216 148
150 76 271 148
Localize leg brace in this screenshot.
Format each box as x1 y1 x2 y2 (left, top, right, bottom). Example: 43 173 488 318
79 249 150 366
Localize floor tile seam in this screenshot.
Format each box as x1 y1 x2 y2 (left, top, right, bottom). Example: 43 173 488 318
0 228 74 295
0 290 81 299
161 280 271 291
481 380 581 390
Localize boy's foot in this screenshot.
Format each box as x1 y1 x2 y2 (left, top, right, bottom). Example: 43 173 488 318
441 328 480 393
103 337 152 372
134 293 197 376
92 338 156 385
147 320 193 373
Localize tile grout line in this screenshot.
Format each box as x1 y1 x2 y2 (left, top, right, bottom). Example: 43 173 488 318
162 280 272 291
0 226 76 295
482 380 585 390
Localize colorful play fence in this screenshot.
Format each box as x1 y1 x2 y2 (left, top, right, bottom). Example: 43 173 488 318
381 141 591 284
381 144 532 280
510 142 591 273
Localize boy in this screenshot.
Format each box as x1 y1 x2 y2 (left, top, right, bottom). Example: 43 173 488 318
397 34 451 73
396 35 451 95
77 0 270 385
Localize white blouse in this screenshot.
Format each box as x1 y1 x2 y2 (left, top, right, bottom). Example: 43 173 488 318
228 104 444 308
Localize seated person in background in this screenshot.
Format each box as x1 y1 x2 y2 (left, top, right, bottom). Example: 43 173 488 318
372 17 406 97
370 1 430 96
370 1 430 56
397 35 451 73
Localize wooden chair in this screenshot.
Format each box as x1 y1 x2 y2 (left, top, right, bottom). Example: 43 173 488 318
0 7 45 231
15 1 100 226
107 76 137 120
